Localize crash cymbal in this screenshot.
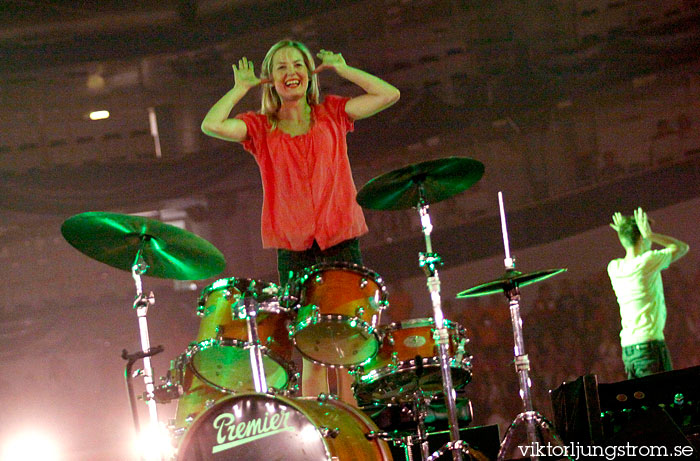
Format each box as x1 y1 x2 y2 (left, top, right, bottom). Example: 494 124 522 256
61 211 226 280
456 268 566 298
356 157 484 211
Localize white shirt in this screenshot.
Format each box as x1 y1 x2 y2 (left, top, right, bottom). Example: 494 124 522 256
607 248 673 347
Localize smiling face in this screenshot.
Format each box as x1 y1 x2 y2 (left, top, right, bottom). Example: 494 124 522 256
271 46 310 102
260 40 319 116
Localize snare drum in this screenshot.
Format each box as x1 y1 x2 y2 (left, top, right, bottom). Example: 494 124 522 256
289 262 388 368
176 393 393 461
353 318 472 406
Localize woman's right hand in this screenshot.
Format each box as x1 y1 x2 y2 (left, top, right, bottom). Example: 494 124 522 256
233 57 268 90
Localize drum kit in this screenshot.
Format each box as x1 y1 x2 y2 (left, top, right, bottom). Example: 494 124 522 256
61 156 566 461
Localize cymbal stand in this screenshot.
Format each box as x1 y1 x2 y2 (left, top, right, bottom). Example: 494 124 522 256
495 192 565 461
239 283 268 393
415 183 464 461
127 237 164 460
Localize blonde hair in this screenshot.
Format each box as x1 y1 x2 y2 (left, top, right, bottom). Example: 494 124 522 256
259 40 320 124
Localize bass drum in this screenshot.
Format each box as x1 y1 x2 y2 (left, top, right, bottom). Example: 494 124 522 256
176 393 393 461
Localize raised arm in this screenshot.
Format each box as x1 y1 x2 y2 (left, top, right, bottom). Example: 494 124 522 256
635 207 690 263
314 50 400 120
201 57 264 142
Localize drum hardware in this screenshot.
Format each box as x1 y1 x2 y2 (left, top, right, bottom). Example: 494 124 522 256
152 369 184 405
358 156 485 461
122 344 165 431
456 192 567 461
364 391 448 461
319 427 341 438
61 211 227 460
242 294 269 393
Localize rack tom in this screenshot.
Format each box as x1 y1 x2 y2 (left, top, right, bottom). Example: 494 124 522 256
289 262 388 368
189 277 296 393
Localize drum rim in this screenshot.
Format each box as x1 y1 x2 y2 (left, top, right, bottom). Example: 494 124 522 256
294 261 389 301
353 356 473 404
355 355 473 387
198 276 281 306
183 339 298 394
381 317 464 334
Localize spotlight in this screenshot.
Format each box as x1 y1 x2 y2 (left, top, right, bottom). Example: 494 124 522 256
132 423 175 461
1 430 62 461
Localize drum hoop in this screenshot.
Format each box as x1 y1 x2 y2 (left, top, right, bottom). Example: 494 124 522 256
356 356 473 386
289 314 378 337
197 277 280 307
183 339 298 393
382 317 459 334
296 261 388 301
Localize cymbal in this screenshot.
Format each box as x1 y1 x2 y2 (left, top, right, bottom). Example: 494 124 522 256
456 268 566 298
356 157 484 211
61 211 226 280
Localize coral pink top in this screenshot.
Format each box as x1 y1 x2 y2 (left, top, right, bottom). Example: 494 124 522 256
236 95 368 251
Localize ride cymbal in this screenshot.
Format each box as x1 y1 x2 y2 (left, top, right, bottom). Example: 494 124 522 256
456 268 566 298
356 157 485 211
61 211 226 280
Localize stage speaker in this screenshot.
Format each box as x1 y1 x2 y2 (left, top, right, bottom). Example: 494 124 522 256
550 374 603 444
550 366 700 456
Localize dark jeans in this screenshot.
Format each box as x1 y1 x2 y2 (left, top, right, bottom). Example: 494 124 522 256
622 339 673 379
276 238 362 286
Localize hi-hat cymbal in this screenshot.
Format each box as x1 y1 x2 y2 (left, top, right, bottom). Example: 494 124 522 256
61 211 226 280
456 268 566 298
356 157 485 211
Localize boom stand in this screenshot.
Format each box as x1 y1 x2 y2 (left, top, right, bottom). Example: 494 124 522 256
495 193 566 461
415 184 466 461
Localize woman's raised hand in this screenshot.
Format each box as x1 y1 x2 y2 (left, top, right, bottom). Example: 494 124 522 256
314 50 347 73
233 57 270 89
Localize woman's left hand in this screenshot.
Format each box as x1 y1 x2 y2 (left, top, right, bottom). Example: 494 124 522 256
314 50 347 73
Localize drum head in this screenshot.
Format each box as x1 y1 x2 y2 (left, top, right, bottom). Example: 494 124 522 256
177 394 330 461
292 319 379 367
189 341 290 393
354 360 472 405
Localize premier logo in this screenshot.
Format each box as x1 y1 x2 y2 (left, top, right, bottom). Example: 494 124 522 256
211 409 294 454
